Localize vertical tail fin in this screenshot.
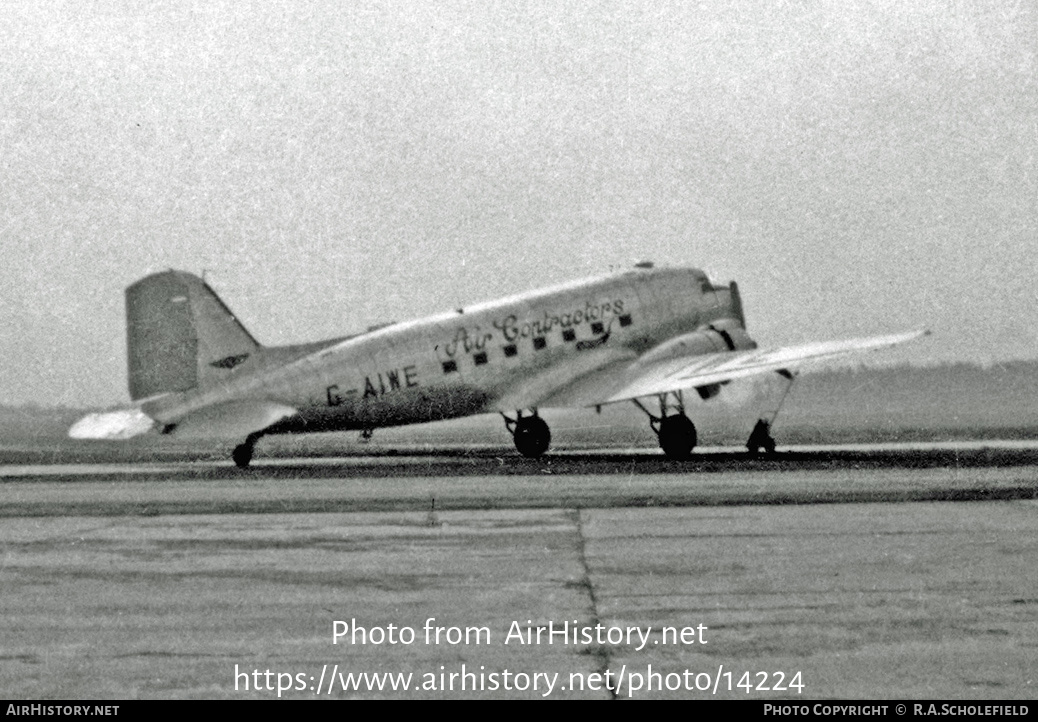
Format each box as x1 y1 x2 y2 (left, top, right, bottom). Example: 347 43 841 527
126 271 260 401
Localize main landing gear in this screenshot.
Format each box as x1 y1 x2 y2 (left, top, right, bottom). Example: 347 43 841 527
745 369 796 456
632 391 697 460
232 432 264 469
746 419 776 455
743 369 797 454
502 410 551 458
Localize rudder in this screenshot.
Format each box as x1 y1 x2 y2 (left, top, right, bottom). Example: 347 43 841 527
126 271 259 401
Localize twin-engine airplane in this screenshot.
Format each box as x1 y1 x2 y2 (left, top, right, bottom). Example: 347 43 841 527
70 263 925 467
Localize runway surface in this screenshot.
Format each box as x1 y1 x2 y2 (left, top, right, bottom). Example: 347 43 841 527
3 442 1038 517
1 442 1036 699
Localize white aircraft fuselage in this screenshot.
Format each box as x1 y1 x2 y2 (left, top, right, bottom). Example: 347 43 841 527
144 266 748 436
71 263 923 466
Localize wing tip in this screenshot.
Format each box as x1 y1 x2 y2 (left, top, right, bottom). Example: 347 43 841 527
898 328 931 344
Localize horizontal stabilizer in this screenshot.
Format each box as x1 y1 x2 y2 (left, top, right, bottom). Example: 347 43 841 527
163 400 299 439
69 409 156 439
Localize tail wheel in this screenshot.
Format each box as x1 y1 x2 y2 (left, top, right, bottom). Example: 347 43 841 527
232 432 262 468
513 416 551 458
658 414 696 460
232 442 253 469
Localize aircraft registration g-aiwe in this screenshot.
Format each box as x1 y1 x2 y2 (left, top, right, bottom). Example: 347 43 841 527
70 263 926 467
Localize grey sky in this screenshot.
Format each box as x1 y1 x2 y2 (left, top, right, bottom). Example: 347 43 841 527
1 0 1035 407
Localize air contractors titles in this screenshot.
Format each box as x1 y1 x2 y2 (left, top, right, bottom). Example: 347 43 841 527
440 298 626 358
494 299 626 343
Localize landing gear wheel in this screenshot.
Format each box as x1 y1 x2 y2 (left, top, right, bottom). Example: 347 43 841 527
658 414 696 460
233 432 263 469
513 415 551 458
232 442 254 469
746 419 777 455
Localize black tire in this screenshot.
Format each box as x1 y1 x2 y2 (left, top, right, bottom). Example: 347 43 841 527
746 419 776 455
658 414 697 460
513 416 551 458
232 442 254 469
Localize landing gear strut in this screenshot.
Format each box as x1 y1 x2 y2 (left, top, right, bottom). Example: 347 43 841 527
232 432 263 469
502 410 551 458
745 369 796 455
633 391 697 460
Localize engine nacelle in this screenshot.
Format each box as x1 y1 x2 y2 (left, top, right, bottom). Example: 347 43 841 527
696 383 723 400
637 320 757 367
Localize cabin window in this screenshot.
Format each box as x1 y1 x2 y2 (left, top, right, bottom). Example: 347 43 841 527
503 344 518 357
619 314 632 327
473 351 488 365
442 360 458 374
533 336 547 350
562 328 576 342
591 321 604 335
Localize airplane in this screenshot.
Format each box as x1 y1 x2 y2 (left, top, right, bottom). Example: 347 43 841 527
69 263 926 467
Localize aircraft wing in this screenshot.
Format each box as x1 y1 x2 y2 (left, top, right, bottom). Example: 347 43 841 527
494 329 926 412
600 329 929 404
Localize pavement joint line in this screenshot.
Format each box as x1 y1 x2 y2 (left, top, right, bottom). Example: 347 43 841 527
571 508 616 700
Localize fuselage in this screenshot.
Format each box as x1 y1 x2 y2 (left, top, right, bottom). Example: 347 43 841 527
142 266 750 434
